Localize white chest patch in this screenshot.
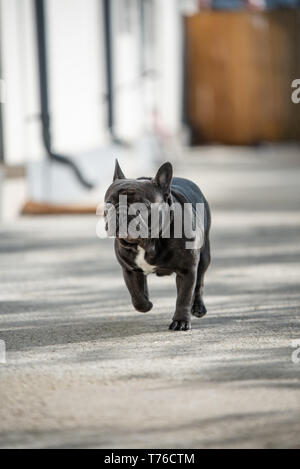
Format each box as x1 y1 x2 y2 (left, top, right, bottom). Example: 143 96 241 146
135 246 156 275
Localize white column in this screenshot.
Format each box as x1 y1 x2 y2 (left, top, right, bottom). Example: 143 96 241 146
46 0 107 154
0 0 44 165
154 0 183 135
112 0 143 141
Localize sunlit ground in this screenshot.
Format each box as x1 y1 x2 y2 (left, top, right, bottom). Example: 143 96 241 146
0 144 300 448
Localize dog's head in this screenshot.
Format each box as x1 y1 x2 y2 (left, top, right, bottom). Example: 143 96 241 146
104 160 173 242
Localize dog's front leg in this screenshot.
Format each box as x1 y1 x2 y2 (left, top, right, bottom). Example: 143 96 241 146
122 268 153 313
169 271 197 331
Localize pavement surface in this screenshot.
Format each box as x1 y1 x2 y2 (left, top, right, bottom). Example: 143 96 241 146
0 145 300 449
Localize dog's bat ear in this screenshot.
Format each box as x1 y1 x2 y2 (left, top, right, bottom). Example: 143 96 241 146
113 159 126 181
154 162 173 193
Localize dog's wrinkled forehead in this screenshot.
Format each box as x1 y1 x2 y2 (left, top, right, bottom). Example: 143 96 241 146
105 179 161 204
105 159 173 204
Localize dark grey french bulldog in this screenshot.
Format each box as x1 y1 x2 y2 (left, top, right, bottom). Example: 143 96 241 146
104 160 211 331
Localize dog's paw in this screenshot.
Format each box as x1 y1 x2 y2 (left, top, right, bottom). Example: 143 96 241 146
133 301 153 313
169 320 191 331
192 301 207 318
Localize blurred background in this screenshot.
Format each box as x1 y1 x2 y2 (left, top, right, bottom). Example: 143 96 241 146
0 0 299 221
1 1 300 449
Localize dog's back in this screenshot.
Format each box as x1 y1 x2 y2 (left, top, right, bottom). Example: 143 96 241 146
171 177 211 234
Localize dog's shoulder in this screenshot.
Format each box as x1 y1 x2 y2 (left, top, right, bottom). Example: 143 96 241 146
171 177 205 205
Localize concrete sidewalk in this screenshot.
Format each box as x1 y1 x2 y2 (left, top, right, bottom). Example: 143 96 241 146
0 145 300 448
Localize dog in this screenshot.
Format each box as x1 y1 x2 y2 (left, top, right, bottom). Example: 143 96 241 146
104 160 211 331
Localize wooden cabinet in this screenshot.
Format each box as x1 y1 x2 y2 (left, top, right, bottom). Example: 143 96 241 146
184 10 300 144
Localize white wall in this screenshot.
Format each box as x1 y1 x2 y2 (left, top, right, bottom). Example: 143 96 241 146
0 0 184 163
46 0 107 154
0 0 108 165
0 0 43 165
111 0 184 140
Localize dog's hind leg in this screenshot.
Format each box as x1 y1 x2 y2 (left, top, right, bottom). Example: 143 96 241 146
192 238 211 318
122 268 153 313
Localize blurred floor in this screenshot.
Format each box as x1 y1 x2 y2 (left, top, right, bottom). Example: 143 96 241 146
0 144 300 449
